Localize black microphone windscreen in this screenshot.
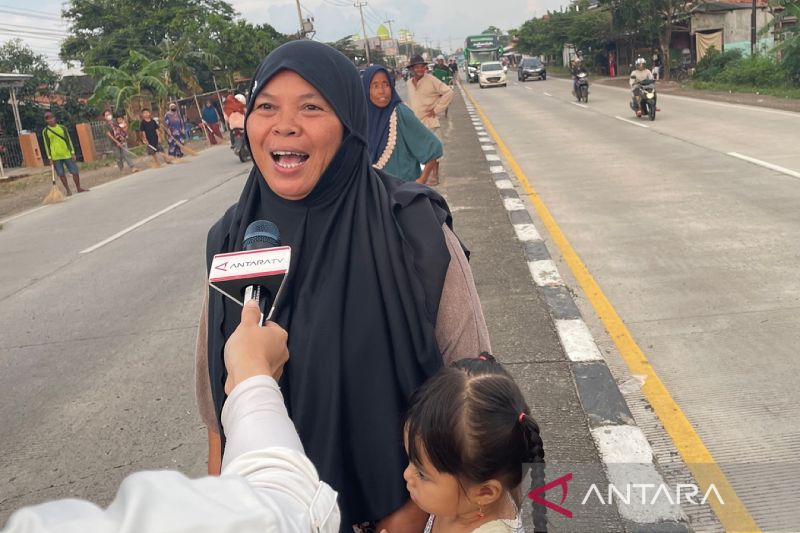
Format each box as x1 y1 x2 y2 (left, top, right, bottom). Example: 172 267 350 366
243 220 281 250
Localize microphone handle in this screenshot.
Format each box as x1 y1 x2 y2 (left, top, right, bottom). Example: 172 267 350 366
244 285 271 326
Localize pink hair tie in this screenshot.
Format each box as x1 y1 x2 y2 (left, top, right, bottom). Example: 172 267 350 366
478 354 488 361
518 412 526 424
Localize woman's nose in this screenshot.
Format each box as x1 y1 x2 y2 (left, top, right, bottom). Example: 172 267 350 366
272 112 299 136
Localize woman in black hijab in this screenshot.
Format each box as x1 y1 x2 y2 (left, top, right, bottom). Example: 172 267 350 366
197 40 490 531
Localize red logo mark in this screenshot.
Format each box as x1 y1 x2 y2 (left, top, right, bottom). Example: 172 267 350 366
528 472 573 518
215 262 229 272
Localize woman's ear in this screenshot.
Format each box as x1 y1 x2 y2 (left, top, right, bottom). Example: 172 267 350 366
469 479 504 508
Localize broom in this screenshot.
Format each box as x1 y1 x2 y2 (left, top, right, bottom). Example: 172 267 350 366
161 123 199 156
146 143 183 164
42 163 65 204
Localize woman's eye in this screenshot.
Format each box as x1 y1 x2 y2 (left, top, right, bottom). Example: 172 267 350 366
257 102 273 110
304 104 322 111
416 470 426 480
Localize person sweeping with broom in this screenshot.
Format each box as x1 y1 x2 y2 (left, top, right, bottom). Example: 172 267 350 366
42 112 87 197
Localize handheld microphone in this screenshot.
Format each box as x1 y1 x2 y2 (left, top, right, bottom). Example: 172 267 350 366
208 220 291 325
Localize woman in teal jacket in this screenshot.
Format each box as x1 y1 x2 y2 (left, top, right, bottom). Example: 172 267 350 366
363 65 443 185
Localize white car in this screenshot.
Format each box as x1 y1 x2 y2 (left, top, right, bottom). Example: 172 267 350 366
478 61 507 88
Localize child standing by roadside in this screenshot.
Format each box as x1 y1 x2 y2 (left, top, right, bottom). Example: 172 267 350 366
403 355 546 533
42 112 87 195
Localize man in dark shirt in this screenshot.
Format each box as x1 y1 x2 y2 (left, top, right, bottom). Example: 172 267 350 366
139 109 174 167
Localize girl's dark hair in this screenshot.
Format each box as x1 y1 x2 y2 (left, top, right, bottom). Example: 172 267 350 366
405 353 547 531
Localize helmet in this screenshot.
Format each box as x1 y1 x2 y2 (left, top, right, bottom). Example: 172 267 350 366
436 54 445 61
234 94 246 104
635 57 647 66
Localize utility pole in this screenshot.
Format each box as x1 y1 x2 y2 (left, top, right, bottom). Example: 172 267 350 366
384 18 395 66
355 1 371 64
750 0 757 56
295 0 305 37
384 18 395 39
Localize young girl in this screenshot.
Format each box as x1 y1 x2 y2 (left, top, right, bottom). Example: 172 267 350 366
404 355 546 533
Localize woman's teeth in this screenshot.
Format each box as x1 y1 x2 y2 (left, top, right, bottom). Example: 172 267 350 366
272 151 309 169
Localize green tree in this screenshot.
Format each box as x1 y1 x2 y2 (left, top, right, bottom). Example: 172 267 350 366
0 39 58 134
84 50 169 119
158 36 220 95
202 19 286 79
602 0 692 79
515 9 612 66
768 0 800 82
60 0 237 67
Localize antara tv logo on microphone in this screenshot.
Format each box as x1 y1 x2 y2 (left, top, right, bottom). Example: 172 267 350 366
208 246 292 308
209 247 290 283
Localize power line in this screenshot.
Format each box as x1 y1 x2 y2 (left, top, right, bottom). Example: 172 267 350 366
0 30 65 43
0 23 68 36
0 6 64 21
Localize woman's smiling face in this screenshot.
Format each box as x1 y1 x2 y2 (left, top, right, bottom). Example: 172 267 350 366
369 70 392 108
247 70 344 201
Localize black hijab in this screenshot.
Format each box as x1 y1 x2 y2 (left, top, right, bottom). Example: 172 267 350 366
205 40 455 527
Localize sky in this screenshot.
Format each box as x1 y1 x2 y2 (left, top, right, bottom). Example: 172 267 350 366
0 0 570 72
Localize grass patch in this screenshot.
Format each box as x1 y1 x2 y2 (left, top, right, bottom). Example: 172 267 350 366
689 80 800 99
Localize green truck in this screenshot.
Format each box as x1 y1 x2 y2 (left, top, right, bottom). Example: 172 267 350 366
464 34 503 83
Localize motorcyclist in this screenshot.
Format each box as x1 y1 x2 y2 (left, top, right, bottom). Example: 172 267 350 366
432 55 453 85
629 57 654 117
448 58 459 80
571 58 588 97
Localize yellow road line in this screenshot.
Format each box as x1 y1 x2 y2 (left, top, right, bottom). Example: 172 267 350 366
462 87 760 533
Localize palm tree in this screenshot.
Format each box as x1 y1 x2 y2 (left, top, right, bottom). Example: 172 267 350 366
158 36 220 97
85 50 169 119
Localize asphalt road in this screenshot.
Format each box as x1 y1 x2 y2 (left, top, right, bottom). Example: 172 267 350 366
0 145 250 521
465 75 800 530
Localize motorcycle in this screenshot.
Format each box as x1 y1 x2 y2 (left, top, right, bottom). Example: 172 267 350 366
231 128 251 162
574 72 589 103
631 79 657 120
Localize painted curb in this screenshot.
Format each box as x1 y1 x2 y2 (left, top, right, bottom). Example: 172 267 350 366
459 87 691 532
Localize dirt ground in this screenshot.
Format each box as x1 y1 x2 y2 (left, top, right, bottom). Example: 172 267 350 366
0 140 210 222
596 76 800 113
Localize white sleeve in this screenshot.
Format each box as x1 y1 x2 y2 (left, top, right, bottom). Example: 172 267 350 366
2 467 339 533
221 375 305 467
2 376 340 533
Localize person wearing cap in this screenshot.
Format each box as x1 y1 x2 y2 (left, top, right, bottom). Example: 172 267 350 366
406 54 453 186
630 57 654 117
432 55 452 86
41 112 87 195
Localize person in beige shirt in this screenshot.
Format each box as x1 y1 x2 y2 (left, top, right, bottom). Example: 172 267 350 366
406 54 454 185
629 57 654 117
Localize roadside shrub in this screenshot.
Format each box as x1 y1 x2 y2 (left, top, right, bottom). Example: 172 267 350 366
718 55 787 86
694 48 743 81
780 37 800 85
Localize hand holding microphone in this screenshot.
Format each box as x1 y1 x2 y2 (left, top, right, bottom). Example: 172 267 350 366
224 300 289 395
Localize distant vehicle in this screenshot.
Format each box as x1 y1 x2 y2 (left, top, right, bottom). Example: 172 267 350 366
465 34 503 83
518 57 547 82
575 72 589 102
231 128 251 162
478 61 507 88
